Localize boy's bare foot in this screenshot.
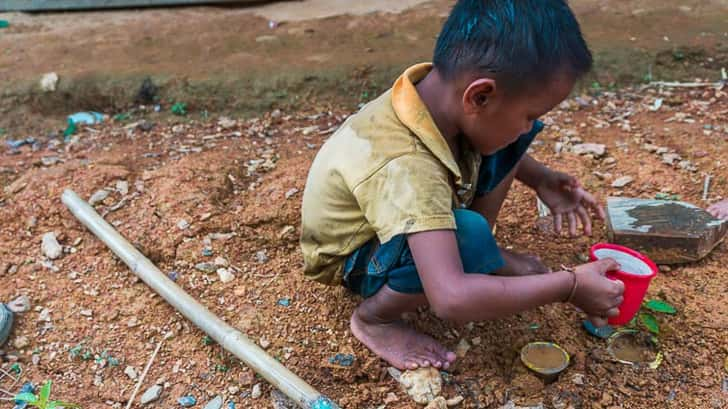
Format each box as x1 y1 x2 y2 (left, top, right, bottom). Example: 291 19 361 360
708 199 728 220
351 306 456 371
350 285 456 370
495 248 550 276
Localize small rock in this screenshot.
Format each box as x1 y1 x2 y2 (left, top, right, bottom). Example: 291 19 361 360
259 338 271 349
471 337 481 346
195 263 217 273
140 385 162 405
116 180 129 195
256 35 278 43
384 392 399 404
446 396 465 407
251 384 262 399
284 188 299 199
571 143 606 157
278 225 295 239
41 232 63 260
659 265 672 273
572 373 586 386
662 153 681 165
13 336 29 349
217 268 235 283
204 395 224 409
218 117 237 129
127 316 140 327
213 257 229 267
32 354 40 365
41 156 60 166
89 189 110 206
178 395 197 407
7 295 31 313
228 386 240 395
399 367 442 405
38 308 51 322
79 309 93 317
611 176 634 188
124 366 138 380
40 72 59 92
425 397 448 409
177 219 190 230
455 339 471 358
255 250 268 263
603 157 617 165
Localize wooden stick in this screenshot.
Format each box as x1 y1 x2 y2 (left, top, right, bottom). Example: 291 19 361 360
641 80 724 89
702 175 712 201
125 337 165 409
62 189 338 409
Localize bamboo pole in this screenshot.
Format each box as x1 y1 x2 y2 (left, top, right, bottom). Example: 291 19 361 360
61 189 339 409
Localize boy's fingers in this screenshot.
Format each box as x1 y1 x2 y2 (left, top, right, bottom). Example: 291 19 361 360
554 213 563 234
568 212 578 237
594 258 620 274
580 189 605 220
576 206 592 236
605 307 620 318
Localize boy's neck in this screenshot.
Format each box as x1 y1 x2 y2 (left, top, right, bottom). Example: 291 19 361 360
414 69 462 158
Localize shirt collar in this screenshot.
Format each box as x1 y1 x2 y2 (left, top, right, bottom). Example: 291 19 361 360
391 63 465 186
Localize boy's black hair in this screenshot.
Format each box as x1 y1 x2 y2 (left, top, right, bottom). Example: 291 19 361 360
433 0 592 93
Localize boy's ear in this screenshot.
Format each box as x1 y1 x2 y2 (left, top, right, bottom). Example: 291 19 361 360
462 78 497 114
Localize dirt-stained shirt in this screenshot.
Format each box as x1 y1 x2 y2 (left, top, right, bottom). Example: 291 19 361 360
300 63 481 285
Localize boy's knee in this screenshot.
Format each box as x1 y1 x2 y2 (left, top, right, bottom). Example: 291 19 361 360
453 209 503 274
454 209 492 239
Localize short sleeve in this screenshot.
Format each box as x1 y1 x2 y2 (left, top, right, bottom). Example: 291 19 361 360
352 153 456 243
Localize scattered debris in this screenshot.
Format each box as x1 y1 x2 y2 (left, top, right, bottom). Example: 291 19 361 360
571 143 607 157
217 268 235 283
13 335 28 349
7 295 31 313
139 385 162 405
178 395 197 407
611 176 634 188
276 298 291 307
68 111 105 126
41 232 63 259
124 366 138 380
251 384 262 399
455 338 471 358
702 175 712 201
397 367 442 405
328 353 355 367
255 250 269 263
195 263 217 273
284 188 299 199
203 395 224 409
40 72 59 92
177 219 190 230
171 102 188 116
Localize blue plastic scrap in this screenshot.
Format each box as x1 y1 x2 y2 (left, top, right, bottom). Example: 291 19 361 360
328 353 355 367
178 395 197 407
5 137 36 150
276 298 291 307
13 383 36 409
68 112 105 126
582 320 615 339
310 396 340 409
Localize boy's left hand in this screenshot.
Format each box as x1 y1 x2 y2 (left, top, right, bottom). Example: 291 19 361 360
536 170 605 237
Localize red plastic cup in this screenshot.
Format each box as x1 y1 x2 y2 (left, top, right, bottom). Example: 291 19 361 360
589 243 658 326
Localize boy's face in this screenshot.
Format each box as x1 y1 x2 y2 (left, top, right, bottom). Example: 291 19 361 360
459 71 575 155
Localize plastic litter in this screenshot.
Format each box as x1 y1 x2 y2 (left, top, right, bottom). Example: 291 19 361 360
5 137 36 150
328 353 355 367
582 320 615 339
12 383 35 409
0 20 9 29
178 395 197 407
68 112 105 126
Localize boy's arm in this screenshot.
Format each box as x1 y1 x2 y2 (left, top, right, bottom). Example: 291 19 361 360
407 229 623 325
516 154 605 236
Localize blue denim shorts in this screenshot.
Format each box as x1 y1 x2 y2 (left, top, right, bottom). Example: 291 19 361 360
343 122 542 298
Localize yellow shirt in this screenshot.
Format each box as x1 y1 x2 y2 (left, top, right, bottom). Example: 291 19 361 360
301 63 482 285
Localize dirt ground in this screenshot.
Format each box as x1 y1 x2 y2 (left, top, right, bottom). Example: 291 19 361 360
1 1 727 409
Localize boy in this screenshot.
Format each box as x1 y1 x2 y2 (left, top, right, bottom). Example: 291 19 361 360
301 0 625 371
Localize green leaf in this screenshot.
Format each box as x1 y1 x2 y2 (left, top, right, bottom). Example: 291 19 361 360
49 401 81 408
14 393 38 404
39 380 52 406
644 299 677 314
640 313 660 334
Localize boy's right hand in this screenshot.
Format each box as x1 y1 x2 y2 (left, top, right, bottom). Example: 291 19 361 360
570 258 625 327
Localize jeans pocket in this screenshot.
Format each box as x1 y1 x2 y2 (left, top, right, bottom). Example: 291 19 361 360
368 234 407 277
